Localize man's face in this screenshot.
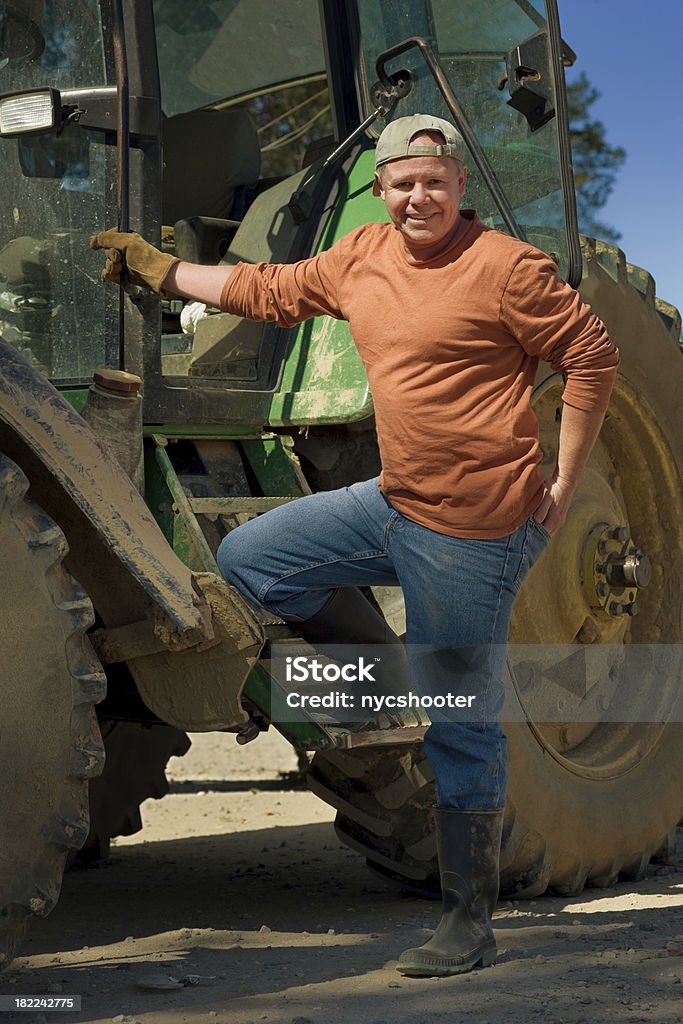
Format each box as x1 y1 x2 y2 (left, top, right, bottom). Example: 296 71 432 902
375 134 467 259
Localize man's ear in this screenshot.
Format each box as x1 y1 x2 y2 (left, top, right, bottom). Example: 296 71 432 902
372 172 383 198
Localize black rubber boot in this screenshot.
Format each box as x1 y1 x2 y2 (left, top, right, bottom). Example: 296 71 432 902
295 588 422 728
396 808 504 977
296 587 401 648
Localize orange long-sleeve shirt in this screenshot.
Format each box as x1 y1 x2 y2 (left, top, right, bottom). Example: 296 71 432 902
221 211 618 538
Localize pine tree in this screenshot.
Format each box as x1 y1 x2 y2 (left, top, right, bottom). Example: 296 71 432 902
567 72 626 242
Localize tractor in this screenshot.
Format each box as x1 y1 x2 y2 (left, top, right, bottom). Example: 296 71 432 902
1 0 682 967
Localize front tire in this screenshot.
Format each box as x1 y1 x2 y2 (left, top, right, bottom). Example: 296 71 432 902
0 455 106 967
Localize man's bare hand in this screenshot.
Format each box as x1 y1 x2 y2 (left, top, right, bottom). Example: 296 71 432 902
533 470 575 536
90 229 179 294
532 404 608 537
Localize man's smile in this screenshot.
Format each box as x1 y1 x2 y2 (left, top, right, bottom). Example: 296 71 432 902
376 140 468 258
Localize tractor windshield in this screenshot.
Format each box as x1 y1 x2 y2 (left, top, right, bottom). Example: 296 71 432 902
356 0 575 278
154 0 332 179
0 0 118 385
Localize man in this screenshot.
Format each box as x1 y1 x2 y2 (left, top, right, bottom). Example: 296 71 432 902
92 113 619 977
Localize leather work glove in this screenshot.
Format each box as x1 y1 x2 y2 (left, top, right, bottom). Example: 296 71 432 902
90 228 179 294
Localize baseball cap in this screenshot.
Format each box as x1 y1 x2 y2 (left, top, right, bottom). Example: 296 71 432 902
374 114 465 170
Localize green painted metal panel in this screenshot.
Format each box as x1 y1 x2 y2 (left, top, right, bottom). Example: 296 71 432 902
241 663 332 750
59 387 89 414
146 437 218 572
143 438 177 546
241 434 310 497
142 424 262 439
267 149 389 427
317 150 392 246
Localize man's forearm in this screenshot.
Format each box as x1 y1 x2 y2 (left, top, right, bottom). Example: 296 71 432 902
534 403 606 533
163 260 235 308
555 403 606 492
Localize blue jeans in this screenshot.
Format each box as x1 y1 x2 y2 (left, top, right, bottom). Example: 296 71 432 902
217 477 549 810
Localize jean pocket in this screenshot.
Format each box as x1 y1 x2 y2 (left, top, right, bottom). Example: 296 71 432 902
525 517 551 577
529 516 552 543
513 517 550 592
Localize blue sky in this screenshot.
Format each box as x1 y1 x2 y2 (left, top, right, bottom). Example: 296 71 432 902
558 0 682 315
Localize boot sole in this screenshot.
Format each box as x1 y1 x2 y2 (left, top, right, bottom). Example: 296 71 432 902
396 945 497 977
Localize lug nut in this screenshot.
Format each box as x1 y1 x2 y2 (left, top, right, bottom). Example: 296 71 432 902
624 602 639 617
608 601 624 616
608 526 629 543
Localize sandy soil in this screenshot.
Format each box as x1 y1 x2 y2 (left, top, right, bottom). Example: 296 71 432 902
3 730 683 1024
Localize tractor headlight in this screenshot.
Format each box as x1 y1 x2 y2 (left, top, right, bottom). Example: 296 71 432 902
0 88 61 138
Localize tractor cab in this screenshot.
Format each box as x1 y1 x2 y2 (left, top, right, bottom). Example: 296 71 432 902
2 0 683 973
0 0 577 427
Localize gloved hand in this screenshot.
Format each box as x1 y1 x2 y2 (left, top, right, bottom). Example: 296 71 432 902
90 228 179 294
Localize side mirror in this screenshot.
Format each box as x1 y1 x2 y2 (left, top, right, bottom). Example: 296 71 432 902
503 31 555 132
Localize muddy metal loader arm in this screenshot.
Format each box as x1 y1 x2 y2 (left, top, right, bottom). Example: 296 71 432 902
0 339 264 730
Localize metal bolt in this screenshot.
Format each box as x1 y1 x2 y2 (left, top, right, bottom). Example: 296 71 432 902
595 582 609 598
236 720 261 745
608 601 624 616
608 526 629 543
624 603 639 617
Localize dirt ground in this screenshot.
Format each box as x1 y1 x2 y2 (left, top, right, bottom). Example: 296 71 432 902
3 730 683 1024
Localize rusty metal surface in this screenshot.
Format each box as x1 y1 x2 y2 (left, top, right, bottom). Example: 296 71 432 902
129 574 264 731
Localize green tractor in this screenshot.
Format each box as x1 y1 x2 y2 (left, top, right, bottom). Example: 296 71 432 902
1 0 681 967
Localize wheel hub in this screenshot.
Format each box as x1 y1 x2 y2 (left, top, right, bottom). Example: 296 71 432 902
582 523 652 620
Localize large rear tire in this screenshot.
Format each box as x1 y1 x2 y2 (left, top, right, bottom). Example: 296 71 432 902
0 455 106 967
310 241 683 897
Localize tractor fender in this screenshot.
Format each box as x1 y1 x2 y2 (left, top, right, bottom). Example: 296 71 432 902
0 339 207 639
0 340 264 729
